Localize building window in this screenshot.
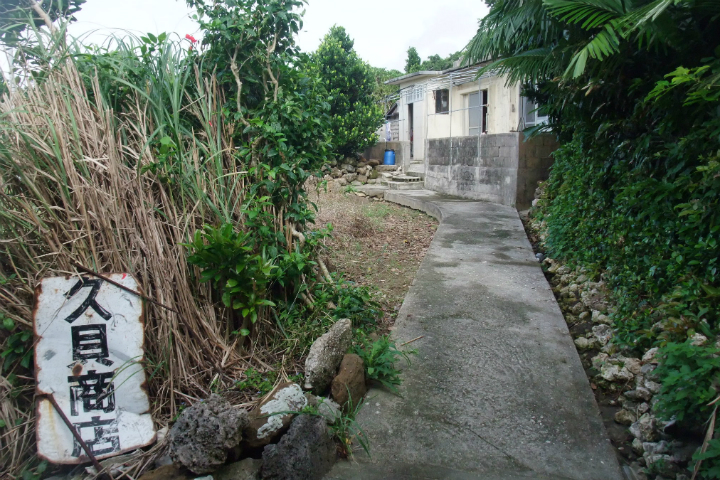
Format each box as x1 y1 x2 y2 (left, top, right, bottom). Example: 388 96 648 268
405 85 425 104
435 89 449 114
468 90 488 135
522 97 548 127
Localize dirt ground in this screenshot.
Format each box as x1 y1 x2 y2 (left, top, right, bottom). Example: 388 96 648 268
310 188 438 331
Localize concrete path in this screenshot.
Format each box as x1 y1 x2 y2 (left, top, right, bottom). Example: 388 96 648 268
326 190 622 480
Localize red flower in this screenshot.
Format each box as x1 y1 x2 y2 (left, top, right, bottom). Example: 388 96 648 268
185 34 197 43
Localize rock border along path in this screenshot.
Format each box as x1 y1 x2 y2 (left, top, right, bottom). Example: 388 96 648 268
326 190 622 480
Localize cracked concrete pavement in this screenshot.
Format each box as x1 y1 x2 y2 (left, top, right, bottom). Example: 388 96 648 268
325 190 622 480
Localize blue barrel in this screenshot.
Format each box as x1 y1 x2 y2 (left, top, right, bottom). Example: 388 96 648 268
383 149 396 165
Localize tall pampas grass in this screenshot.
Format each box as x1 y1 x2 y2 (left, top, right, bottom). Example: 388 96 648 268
0 29 298 477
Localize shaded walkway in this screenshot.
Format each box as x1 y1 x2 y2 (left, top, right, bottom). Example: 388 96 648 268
326 191 622 480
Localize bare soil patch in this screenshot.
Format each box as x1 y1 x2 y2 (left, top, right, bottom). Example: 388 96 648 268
311 189 438 332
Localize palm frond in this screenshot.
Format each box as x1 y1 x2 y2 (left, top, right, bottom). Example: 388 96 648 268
543 0 625 29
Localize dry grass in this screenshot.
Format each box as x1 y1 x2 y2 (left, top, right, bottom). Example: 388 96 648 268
0 55 298 478
311 187 438 330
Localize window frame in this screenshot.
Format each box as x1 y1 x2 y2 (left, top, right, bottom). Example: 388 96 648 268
435 89 449 114
522 97 548 127
468 89 488 136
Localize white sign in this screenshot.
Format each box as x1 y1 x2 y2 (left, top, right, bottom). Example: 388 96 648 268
34 274 156 464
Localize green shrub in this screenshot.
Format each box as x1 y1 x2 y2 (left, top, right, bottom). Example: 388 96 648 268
353 335 415 393
331 280 382 329
655 341 720 425
314 26 383 158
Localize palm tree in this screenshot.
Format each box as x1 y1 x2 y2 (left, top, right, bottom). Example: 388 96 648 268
465 0 720 84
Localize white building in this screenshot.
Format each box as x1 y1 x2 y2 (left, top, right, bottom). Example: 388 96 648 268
379 63 555 208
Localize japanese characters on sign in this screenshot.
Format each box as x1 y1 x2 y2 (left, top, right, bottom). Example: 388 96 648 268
34 274 156 464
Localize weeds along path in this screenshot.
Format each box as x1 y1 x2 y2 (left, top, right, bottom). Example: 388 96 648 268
327 190 623 480
312 189 438 332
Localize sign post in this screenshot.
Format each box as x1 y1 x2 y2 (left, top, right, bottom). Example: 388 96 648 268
34 274 156 464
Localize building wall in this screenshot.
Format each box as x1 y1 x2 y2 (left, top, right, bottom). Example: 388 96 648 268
425 75 521 140
516 134 558 208
425 134 519 205
396 82 430 161
424 133 557 208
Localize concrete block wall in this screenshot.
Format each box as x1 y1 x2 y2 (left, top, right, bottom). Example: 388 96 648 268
516 134 558 209
424 133 557 208
425 134 520 205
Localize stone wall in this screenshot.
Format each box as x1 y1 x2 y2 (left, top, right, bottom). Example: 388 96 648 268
424 133 557 208
320 157 386 187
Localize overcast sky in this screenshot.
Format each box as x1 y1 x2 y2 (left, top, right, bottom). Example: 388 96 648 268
65 0 488 71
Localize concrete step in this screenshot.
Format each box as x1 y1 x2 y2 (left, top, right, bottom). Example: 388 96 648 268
374 165 401 173
381 180 425 190
386 174 422 183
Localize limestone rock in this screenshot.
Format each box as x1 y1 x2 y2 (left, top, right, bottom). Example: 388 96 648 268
261 415 336 480
630 414 659 442
368 158 380 167
214 458 262 480
591 310 612 325
592 324 613 345
304 393 341 424
304 319 352 393
318 398 341 425
244 382 307 448
691 333 708 346
344 173 358 183
357 175 368 183
357 167 367 175
643 440 670 456
331 353 367 410
581 286 610 312
615 409 636 426
138 465 192 480
592 353 609 370
625 387 653 402
168 394 248 474
645 454 674 470
342 164 355 173
600 362 634 382
644 379 662 395
574 336 597 350
556 265 571 275
623 357 642 375
632 438 645 455
642 347 660 364
570 302 586 316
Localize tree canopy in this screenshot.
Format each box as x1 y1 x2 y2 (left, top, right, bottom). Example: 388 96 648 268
0 0 85 44
405 47 462 73
315 25 382 158
404 46 421 73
